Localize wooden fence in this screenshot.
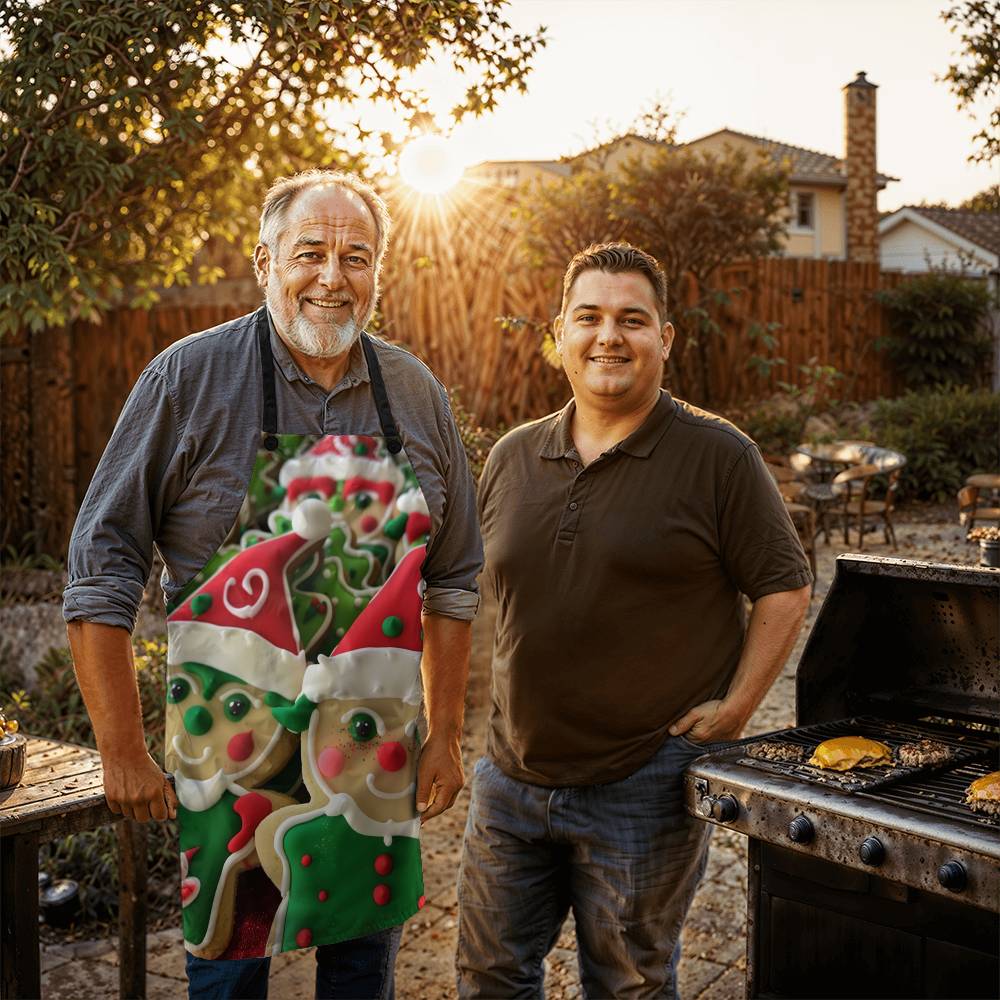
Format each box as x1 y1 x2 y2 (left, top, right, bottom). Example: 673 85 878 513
3 184 907 556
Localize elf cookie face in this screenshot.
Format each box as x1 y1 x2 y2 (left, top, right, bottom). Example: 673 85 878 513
307 696 420 824
166 663 296 785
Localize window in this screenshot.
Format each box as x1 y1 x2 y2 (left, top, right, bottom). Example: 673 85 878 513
793 191 815 230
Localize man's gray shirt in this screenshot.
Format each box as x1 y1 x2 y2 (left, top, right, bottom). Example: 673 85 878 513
64 308 483 630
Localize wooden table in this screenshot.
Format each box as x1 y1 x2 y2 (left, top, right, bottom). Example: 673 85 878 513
966 473 1000 491
0 737 147 1000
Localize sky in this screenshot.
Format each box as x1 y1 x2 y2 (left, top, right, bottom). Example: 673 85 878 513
385 0 996 211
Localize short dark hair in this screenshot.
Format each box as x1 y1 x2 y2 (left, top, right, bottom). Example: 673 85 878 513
560 242 668 323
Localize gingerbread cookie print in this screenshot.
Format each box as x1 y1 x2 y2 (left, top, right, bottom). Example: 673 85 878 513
165 499 334 959
254 544 428 954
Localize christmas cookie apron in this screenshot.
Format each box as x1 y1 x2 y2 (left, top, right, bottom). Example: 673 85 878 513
164 309 432 960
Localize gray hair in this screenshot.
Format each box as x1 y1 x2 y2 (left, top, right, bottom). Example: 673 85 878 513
255 169 391 281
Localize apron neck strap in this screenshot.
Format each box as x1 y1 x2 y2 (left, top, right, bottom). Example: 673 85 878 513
258 310 402 456
256 307 279 448
361 333 403 455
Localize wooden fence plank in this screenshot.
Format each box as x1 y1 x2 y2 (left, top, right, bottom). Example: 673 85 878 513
29 323 76 555
1 328 32 550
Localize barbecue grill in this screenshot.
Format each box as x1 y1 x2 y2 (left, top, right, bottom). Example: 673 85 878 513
684 555 1000 999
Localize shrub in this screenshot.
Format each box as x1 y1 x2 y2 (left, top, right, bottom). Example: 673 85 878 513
449 389 501 481
871 387 1000 502
0 640 178 928
875 273 993 389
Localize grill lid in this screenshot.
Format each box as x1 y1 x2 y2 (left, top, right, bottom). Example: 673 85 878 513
796 555 1000 726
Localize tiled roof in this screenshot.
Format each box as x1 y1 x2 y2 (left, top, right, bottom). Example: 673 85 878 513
903 206 1000 256
685 129 897 187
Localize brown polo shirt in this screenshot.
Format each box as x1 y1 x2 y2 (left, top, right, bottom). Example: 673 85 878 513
479 391 812 787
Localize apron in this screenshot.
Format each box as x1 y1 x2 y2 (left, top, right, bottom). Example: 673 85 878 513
164 308 431 960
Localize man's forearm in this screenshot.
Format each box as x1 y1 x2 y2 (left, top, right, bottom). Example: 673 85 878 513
721 585 811 729
66 621 177 821
419 611 472 737
414 610 472 821
67 621 147 756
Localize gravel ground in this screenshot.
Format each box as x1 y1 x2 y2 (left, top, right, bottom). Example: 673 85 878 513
37 515 978 999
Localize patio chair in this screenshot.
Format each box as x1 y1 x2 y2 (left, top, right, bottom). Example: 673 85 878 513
789 453 837 543
783 501 817 591
958 485 1000 539
833 456 904 550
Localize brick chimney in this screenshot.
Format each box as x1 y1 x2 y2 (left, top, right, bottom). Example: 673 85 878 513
843 71 878 262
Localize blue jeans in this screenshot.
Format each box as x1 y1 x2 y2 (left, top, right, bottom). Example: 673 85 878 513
185 926 403 999
456 736 716 999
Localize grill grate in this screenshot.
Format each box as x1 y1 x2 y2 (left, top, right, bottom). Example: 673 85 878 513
733 715 996 794
865 760 1000 828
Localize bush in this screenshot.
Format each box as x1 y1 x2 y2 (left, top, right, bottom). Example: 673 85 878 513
871 387 1000 502
875 273 994 389
0 640 178 928
450 389 501 481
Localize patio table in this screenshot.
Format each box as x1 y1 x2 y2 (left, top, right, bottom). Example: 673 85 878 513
0 736 147 1000
966 473 1000 491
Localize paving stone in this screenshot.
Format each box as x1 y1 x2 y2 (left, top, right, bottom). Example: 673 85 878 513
43 956 185 1000
697 964 746 999
678 956 728 998
681 924 745 967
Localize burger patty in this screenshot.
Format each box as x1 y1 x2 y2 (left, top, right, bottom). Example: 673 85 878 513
966 795 1000 817
896 739 953 768
746 740 807 763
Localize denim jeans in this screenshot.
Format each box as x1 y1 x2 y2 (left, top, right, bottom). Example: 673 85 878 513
185 925 403 1000
456 735 716 999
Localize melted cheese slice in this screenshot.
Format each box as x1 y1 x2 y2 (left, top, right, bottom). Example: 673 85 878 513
966 771 1000 802
807 736 892 771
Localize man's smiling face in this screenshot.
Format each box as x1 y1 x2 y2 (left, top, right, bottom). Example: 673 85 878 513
555 269 674 411
255 184 378 358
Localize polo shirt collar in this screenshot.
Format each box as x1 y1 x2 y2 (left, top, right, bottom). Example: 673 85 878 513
266 307 371 387
539 390 676 460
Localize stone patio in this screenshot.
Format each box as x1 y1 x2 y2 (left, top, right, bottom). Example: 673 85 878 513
39 515 975 999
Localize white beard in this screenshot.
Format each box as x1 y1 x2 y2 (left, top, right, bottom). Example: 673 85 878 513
283 311 361 358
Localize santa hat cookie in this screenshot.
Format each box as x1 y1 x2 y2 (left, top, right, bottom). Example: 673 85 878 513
302 545 427 707
168 499 333 701
279 435 405 509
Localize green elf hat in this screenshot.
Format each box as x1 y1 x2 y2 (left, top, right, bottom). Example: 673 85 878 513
167 499 333 702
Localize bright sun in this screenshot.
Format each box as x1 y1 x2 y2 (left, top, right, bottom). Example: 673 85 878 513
398 134 465 195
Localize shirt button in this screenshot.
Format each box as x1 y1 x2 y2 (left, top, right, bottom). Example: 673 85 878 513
569 501 578 511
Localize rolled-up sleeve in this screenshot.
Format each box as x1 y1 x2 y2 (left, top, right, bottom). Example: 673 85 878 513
63 366 187 631
420 387 484 621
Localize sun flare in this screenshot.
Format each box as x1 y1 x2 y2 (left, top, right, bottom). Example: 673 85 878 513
398 134 465 195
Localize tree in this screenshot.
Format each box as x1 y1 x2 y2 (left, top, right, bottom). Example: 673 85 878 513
516 144 788 401
0 1 546 335
959 183 1000 211
940 1 1000 163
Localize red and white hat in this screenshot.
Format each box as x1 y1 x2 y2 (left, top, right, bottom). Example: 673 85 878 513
279 435 404 497
167 499 333 701
302 545 426 706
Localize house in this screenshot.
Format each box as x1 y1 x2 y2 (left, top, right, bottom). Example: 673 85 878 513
472 72 897 262
878 206 1000 277
466 159 570 188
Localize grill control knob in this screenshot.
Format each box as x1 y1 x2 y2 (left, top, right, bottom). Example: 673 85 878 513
788 815 814 844
937 861 967 892
711 795 740 823
859 836 885 866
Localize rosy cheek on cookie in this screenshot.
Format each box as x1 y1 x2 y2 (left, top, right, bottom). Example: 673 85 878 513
318 746 345 778
227 731 255 762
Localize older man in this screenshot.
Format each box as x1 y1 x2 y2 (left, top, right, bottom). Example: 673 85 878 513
65 170 482 999
457 243 812 999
